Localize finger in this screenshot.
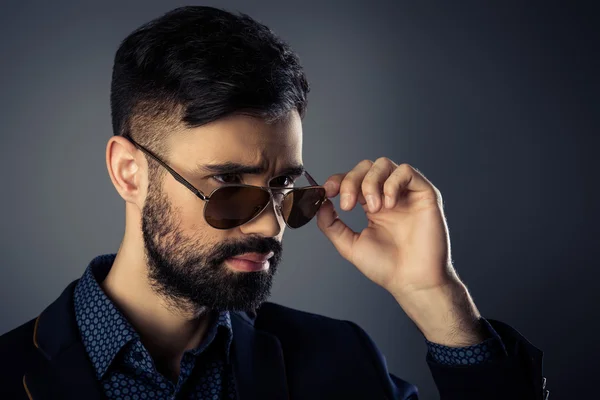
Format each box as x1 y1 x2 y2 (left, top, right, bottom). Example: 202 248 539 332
338 160 373 211
362 157 397 213
323 173 345 198
316 198 358 261
383 163 438 208
325 174 367 207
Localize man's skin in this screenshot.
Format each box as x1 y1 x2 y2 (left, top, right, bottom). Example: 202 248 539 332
104 108 485 382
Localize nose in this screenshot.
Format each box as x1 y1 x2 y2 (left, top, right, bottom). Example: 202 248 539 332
239 194 283 237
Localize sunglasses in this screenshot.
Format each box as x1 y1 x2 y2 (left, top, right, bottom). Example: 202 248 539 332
122 134 327 230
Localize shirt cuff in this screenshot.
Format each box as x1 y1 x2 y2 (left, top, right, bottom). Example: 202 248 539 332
424 317 508 366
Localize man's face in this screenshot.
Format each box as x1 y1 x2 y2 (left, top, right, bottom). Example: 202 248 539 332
140 110 303 314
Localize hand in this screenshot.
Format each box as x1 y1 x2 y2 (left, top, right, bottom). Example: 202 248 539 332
316 158 486 346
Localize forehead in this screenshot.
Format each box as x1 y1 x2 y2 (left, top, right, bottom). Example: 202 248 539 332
171 111 303 167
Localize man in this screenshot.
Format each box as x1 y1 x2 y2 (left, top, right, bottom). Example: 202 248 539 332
0 5 547 400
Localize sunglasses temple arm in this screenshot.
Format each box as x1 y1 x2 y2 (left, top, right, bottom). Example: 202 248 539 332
304 171 320 187
123 133 209 201
303 171 330 204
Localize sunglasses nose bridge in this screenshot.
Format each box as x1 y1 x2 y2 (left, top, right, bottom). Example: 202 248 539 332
268 188 286 217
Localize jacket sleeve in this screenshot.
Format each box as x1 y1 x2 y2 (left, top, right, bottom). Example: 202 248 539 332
345 318 547 400
426 318 546 400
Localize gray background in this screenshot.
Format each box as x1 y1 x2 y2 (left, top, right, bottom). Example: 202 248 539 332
1 0 598 398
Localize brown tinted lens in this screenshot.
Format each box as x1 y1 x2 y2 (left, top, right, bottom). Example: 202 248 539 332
204 186 271 229
282 187 326 228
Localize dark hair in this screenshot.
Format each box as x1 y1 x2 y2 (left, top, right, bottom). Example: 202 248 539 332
110 5 309 159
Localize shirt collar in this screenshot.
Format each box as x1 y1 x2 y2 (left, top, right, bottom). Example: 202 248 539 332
73 253 234 379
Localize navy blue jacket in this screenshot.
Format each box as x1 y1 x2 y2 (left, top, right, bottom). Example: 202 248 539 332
0 279 547 399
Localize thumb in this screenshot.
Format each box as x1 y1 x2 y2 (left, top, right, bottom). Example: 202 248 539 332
315 198 358 262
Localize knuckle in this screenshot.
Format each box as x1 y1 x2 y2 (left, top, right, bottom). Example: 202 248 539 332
398 163 413 172
375 156 391 165
359 159 373 168
362 169 380 183
364 165 380 177
326 173 343 184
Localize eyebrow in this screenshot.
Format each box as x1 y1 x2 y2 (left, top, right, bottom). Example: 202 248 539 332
197 162 305 177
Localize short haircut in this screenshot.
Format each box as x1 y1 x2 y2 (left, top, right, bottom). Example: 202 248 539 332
110 5 309 163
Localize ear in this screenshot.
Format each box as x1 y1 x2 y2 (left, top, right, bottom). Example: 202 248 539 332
105 135 147 208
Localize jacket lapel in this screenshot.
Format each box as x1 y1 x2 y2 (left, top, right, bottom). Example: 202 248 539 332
23 341 104 400
230 311 289 400
23 280 104 400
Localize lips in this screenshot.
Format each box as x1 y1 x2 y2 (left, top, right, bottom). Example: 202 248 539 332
231 251 274 263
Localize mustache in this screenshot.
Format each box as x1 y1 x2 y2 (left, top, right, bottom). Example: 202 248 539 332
207 236 283 265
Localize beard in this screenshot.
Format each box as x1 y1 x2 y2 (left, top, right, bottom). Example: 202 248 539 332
140 175 283 315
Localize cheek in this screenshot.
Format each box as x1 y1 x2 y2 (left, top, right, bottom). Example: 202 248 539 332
171 191 232 242
162 180 207 228
178 199 208 231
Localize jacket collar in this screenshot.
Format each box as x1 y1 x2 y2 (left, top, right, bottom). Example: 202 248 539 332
23 278 289 400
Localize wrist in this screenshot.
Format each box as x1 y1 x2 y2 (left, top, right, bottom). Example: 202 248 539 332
394 280 488 347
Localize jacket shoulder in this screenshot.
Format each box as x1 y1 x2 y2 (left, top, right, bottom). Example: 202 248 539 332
0 317 38 356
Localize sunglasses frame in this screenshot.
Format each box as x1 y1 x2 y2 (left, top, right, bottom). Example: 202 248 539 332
121 133 327 229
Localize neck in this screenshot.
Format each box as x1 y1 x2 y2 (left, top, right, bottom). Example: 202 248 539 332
100 240 214 376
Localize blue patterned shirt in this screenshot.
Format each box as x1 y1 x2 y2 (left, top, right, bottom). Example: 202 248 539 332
73 254 237 400
425 317 507 365
74 253 505 400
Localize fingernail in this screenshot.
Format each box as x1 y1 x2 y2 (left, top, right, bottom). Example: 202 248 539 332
341 194 351 209
366 195 376 211
385 195 393 208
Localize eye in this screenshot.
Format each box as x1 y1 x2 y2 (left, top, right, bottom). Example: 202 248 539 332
270 175 295 187
212 174 242 184
212 174 295 186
